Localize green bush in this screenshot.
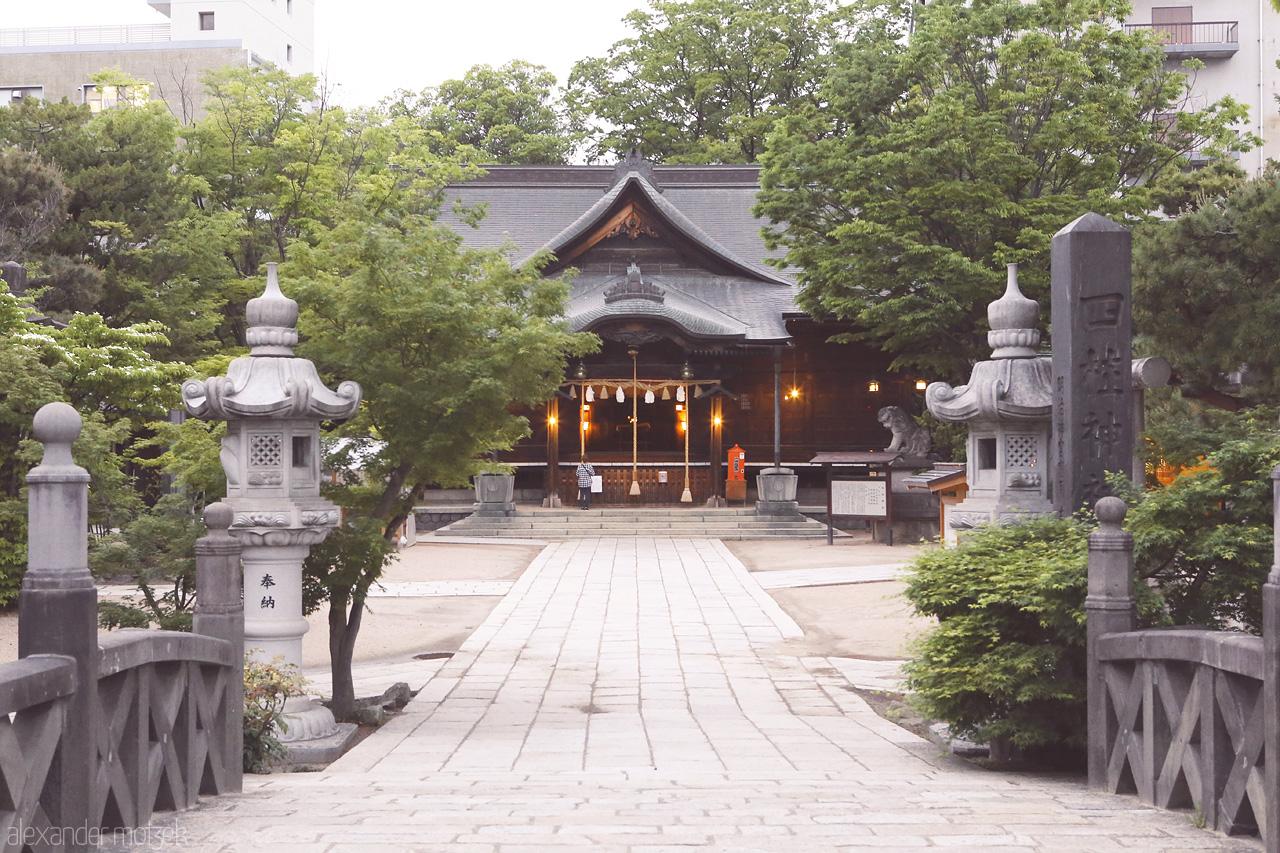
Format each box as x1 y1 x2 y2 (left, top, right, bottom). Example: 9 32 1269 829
903 515 1092 755
243 653 307 774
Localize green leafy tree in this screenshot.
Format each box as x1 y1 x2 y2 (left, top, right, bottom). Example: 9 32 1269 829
287 221 596 708
180 64 319 350
302 512 394 718
386 61 578 164
278 120 596 708
0 72 201 331
0 148 67 261
568 0 856 163
89 412 231 630
1133 168 1280 409
93 493 201 631
1117 403 1280 631
0 282 189 603
0 288 61 596
757 0 1255 378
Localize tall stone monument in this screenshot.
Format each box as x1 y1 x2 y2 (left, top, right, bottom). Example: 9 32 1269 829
1051 213 1133 515
182 263 361 665
926 264 1055 530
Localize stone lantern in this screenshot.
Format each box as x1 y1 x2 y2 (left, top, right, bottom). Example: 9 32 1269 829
182 263 361 665
925 264 1054 531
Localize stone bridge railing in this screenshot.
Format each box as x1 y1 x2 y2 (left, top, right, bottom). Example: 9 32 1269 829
1087 493 1278 851
0 403 243 852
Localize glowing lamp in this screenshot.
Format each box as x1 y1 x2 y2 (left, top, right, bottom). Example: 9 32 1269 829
915 379 928 391
868 380 880 393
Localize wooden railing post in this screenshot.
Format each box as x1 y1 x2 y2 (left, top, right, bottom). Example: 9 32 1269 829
19 402 98 850
1262 464 1280 852
1086 496 1137 790
193 502 244 794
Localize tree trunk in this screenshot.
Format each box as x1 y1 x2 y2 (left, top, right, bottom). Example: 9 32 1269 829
327 590 360 720
372 462 412 522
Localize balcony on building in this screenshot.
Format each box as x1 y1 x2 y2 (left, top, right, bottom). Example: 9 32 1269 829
0 23 172 51
1124 20 1239 59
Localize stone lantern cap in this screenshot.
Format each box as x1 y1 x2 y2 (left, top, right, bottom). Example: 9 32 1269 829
182 264 361 421
925 264 1052 423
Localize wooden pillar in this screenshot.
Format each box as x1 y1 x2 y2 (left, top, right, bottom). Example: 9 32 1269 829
545 398 561 508
772 347 782 469
708 396 723 506
1086 496 1137 791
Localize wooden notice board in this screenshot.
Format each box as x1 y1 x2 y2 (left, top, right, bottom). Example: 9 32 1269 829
826 474 894 546
830 478 889 519
811 452 902 546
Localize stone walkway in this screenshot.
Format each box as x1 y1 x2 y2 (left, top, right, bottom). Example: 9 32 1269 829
115 539 1262 852
752 563 910 589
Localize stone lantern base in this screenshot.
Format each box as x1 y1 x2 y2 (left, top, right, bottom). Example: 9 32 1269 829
474 473 516 517
755 467 800 516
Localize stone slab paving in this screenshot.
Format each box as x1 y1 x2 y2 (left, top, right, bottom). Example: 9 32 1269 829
105 539 1263 852
301 657 450 703
752 564 911 589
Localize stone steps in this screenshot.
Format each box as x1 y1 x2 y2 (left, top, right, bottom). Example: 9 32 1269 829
437 508 832 540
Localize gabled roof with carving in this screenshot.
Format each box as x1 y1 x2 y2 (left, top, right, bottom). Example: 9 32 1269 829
440 158 799 344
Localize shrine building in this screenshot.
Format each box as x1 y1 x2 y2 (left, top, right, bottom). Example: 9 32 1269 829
441 153 917 506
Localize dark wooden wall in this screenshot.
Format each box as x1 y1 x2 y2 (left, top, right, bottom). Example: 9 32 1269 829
516 320 923 469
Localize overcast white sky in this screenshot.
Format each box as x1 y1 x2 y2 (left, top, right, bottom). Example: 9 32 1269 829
5 0 642 108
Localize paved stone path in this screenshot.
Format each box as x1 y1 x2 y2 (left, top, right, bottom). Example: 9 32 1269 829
119 539 1262 852
752 563 910 589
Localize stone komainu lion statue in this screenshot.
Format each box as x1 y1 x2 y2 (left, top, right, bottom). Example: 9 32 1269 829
877 406 932 457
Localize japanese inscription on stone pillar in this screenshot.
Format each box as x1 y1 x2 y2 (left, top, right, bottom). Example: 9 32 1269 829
1051 213 1133 516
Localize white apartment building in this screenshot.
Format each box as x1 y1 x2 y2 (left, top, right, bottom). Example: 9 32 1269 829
1126 0 1280 173
0 0 314 122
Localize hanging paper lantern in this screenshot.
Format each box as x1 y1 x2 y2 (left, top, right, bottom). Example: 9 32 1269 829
616 386 625 403
661 387 671 401
585 385 594 402
676 386 686 403
645 389 655 404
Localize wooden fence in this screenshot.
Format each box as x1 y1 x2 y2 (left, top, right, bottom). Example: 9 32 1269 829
0 403 243 852
1087 493 1277 849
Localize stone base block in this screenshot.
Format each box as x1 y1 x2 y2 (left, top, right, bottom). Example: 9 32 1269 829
889 519 937 544
279 695 339 741
278 723 359 767
755 500 800 516
474 503 516 517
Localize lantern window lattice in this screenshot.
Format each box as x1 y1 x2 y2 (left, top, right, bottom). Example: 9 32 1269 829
250 434 284 468
1006 435 1038 468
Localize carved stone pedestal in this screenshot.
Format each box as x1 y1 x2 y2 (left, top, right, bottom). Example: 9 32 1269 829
756 467 799 516
475 473 516 517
